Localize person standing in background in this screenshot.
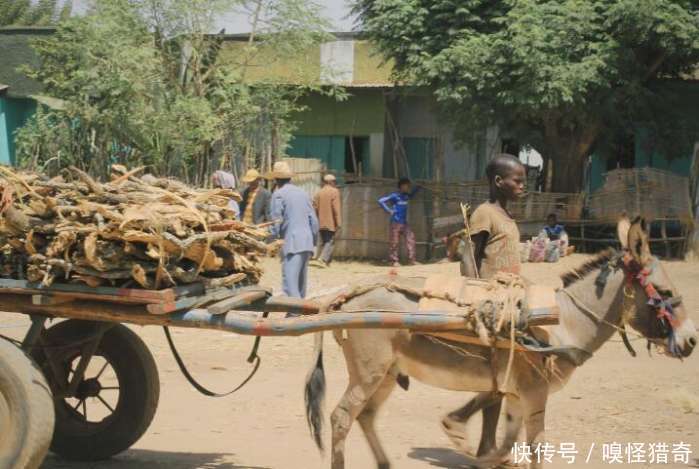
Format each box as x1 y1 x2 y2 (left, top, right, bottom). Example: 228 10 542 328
212 170 240 219
311 174 342 268
269 162 319 302
378 177 420 267
239 169 272 225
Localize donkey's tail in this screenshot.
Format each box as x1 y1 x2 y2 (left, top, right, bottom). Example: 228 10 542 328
304 332 326 451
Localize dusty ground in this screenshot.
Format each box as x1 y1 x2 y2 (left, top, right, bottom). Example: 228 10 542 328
2 254 698 469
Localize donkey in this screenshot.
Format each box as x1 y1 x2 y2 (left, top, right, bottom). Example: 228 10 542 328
303 217 697 469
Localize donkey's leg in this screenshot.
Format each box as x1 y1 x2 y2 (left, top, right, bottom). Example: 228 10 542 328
331 330 397 469
441 392 502 454
521 389 548 469
475 396 524 469
477 396 503 456
331 374 392 469
356 366 399 469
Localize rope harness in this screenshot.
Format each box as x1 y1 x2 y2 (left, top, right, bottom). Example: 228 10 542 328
562 250 684 359
620 253 684 357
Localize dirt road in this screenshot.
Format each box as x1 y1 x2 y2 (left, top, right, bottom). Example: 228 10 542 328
2 254 698 468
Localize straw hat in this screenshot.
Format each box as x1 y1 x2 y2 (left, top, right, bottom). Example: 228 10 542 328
323 174 336 183
270 161 295 179
242 168 262 183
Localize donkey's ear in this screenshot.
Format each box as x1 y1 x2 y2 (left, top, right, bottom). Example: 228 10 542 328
617 214 631 250
628 217 652 266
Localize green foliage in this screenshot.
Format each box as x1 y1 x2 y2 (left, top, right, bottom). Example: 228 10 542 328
356 0 699 190
0 0 72 26
16 0 335 182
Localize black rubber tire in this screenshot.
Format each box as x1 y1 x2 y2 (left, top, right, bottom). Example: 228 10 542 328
0 338 55 469
32 320 160 461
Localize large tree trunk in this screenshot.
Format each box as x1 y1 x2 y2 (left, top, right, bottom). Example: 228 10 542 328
543 118 600 193
549 152 588 192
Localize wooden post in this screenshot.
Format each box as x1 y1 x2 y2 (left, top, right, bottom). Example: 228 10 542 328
581 222 587 253
661 219 671 258
634 170 641 217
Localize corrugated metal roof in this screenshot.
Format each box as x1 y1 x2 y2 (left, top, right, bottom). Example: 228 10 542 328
337 82 394 88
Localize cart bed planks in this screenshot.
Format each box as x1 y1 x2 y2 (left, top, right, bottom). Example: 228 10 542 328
0 278 204 305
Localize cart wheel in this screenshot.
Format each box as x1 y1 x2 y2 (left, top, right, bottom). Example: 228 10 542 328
32 320 159 461
0 338 55 469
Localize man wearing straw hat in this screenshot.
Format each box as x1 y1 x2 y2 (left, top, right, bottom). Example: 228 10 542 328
269 161 319 302
239 168 272 225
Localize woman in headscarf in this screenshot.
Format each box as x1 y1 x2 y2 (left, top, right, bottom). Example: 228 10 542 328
212 170 240 219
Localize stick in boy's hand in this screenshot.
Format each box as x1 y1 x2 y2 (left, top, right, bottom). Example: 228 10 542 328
460 202 480 279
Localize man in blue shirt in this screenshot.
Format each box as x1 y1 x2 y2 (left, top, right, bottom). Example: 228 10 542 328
378 178 420 267
269 162 319 302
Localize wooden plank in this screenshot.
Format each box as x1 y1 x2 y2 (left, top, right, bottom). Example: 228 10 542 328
207 290 269 315
255 296 322 315
0 279 177 304
527 308 560 326
31 295 74 306
418 331 528 352
147 287 235 315
172 283 206 299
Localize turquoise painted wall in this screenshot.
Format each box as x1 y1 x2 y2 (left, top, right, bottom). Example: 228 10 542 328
403 137 434 179
589 81 699 192
287 135 346 174
287 135 371 176
634 127 693 175
0 96 36 166
589 129 695 192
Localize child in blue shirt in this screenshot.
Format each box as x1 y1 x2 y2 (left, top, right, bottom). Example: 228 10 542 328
544 213 565 240
378 178 420 266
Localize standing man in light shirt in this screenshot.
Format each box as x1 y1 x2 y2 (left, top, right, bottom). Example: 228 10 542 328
311 174 342 268
239 168 272 225
269 161 319 303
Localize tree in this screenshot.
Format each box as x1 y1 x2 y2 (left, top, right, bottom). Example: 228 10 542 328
0 0 72 26
16 0 336 182
355 0 699 191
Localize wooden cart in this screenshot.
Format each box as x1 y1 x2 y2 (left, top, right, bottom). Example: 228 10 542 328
0 278 490 463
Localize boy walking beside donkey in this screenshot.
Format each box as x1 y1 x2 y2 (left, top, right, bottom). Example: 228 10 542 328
461 153 526 279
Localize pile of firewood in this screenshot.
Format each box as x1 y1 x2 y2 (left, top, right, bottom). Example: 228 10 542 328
0 166 274 290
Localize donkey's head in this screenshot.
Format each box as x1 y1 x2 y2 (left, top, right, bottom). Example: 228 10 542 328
617 216 697 358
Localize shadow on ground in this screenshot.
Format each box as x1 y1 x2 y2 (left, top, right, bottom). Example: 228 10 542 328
408 447 474 468
409 447 517 469
42 449 270 469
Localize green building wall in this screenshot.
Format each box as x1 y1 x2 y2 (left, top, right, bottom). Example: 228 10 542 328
588 80 699 191
589 128 696 192
0 96 36 165
287 89 386 176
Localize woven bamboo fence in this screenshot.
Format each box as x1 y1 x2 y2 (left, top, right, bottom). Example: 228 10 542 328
333 179 584 262
587 168 693 223
282 157 325 200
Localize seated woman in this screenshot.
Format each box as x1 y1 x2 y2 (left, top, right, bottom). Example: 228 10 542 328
212 170 240 219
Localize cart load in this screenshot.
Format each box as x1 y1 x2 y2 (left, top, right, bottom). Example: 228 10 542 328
0 166 274 290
